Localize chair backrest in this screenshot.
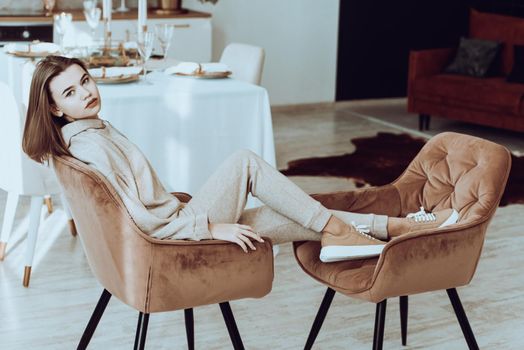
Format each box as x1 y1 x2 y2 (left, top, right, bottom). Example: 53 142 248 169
0 81 60 195
469 9 524 75
394 132 512 225
53 155 153 310
219 43 265 85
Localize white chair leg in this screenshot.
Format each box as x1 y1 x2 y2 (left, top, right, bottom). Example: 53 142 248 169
23 196 43 287
60 193 77 237
0 192 19 261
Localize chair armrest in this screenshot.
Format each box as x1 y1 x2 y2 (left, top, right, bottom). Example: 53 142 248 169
408 48 454 81
171 192 192 203
368 222 487 302
311 184 402 217
407 48 454 111
147 238 274 313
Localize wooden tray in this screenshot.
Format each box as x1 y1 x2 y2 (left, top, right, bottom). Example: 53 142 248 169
175 71 232 79
93 74 140 84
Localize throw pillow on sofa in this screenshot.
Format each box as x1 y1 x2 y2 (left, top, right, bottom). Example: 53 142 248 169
444 37 501 78
507 45 524 84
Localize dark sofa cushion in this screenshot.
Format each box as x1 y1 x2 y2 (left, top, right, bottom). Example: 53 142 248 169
444 37 501 78
412 74 524 115
507 45 524 84
469 9 524 75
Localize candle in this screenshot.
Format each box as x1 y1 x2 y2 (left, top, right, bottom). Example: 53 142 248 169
138 0 147 38
103 0 111 20
103 0 112 31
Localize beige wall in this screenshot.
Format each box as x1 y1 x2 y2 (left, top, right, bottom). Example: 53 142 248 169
183 0 340 106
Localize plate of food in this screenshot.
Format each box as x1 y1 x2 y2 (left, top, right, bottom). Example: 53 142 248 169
4 42 60 58
165 62 232 79
88 66 142 84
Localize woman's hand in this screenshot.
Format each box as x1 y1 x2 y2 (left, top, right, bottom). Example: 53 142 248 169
209 223 264 253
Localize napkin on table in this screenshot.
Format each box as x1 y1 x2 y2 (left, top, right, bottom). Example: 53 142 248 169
4 42 60 54
88 66 142 78
164 62 231 75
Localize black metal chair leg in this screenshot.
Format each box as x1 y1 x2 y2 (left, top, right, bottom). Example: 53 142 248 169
185 308 194 350
399 296 408 346
77 289 112 350
305 287 336 350
446 288 479 350
134 312 150 350
419 114 430 130
219 302 245 350
373 299 387 350
424 115 431 130
134 312 143 350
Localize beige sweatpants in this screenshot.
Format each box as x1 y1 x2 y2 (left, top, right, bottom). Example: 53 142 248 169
185 150 388 244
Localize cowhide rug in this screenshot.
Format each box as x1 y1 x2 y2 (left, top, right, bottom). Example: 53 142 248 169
280 132 523 207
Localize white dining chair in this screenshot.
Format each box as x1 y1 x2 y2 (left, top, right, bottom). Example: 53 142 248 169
219 43 265 85
0 81 76 287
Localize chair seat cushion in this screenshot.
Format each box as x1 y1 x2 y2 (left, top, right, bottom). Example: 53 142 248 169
294 241 378 295
412 74 524 115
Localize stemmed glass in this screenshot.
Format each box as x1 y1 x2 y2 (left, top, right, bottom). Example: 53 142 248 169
43 0 56 16
83 7 102 39
53 12 73 52
116 0 130 12
154 24 174 59
137 31 155 84
83 0 96 11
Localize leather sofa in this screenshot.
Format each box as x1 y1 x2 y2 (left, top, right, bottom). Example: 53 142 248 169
408 9 524 132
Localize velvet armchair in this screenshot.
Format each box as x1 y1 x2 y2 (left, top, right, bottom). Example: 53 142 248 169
53 155 274 350
293 132 511 349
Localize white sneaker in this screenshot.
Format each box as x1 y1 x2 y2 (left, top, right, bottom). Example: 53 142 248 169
405 207 459 232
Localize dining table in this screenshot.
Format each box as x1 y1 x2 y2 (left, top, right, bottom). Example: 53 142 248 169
0 51 276 205
98 70 276 197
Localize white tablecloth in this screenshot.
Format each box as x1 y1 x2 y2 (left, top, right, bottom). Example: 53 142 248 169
0 52 276 198
98 72 276 194
0 50 30 103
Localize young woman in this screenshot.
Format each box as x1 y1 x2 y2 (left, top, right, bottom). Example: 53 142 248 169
22 56 458 263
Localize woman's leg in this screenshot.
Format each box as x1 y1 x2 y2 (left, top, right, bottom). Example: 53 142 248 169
186 149 387 239
237 206 387 244
186 149 330 232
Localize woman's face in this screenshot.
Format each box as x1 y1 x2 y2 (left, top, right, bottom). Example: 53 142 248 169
49 64 101 122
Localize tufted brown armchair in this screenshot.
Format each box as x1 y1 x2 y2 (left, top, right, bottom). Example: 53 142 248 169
293 132 511 350
53 155 274 350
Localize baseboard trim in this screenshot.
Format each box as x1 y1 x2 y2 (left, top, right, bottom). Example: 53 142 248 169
271 102 335 113
271 98 408 114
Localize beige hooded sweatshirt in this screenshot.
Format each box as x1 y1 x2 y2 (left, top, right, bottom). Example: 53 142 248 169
60 118 212 241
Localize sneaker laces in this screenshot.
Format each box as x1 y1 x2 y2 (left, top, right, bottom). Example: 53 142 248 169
406 206 436 223
350 221 376 240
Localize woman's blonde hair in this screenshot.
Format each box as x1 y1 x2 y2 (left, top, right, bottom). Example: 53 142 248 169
22 55 89 163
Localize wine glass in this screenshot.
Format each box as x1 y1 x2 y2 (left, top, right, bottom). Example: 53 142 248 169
83 0 96 11
137 31 155 83
154 24 174 59
84 7 102 39
54 12 73 52
43 0 56 17
116 0 130 12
